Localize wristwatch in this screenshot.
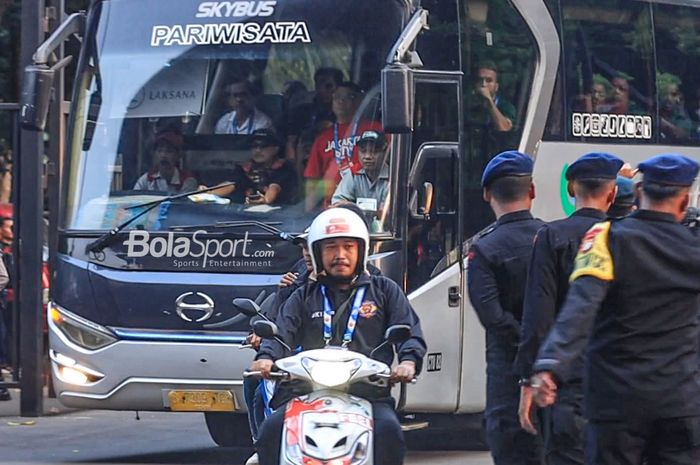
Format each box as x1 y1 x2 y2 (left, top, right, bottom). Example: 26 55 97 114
518 378 532 387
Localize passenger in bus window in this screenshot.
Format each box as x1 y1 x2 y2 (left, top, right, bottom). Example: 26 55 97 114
205 129 297 205
214 80 273 135
658 73 693 141
303 82 382 211
132 131 198 194
608 74 643 115
285 67 343 162
474 61 515 133
331 131 390 232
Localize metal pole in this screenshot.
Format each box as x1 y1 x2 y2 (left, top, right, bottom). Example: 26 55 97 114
19 0 46 416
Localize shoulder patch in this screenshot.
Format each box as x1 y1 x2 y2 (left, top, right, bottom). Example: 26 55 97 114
570 222 614 282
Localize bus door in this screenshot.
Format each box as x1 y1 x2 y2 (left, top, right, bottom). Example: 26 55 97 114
402 71 464 412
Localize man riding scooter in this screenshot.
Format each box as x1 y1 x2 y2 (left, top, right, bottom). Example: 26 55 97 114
250 207 426 465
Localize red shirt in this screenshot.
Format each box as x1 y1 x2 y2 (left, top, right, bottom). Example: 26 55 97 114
304 120 383 183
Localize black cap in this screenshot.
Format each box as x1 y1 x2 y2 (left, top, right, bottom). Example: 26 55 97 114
250 128 280 147
357 130 387 148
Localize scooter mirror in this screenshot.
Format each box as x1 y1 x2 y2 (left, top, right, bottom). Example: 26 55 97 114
253 320 279 339
233 298 263 317
384 325 411 344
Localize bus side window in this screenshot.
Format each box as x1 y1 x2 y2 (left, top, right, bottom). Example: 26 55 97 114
653 3 700 144
548 1 656 142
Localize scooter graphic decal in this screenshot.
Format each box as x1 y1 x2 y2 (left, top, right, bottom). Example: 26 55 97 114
284 398 330 446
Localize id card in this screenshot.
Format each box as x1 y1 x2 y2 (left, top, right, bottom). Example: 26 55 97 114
356 197 378 211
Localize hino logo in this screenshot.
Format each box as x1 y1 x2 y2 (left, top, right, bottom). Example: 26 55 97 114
175 292 215 322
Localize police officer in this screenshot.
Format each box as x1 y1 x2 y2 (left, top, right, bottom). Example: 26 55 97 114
468 151 544 465
514 152 623 465
250 207 426 465
531 154 700 465
607 175 637 219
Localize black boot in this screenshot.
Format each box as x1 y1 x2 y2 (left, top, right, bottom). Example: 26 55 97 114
0 387 11 401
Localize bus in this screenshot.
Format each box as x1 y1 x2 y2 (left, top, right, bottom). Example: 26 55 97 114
21 0 700 447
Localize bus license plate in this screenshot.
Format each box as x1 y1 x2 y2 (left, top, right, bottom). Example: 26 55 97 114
168 390 235 412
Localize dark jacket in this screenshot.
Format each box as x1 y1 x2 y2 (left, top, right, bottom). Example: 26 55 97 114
256 272 426 374
514 208 608 381
534 210 700 420
468 211 544 347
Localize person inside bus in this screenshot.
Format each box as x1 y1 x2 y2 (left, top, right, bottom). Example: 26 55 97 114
285 67 343 162
303 81 382 211
658 73 693 141
474 61 516 133
608 73 644 115
133 131 198 194
575 74 613 114
205 129 297 205
214 79 273 135
250 207 426 465
331 130 390 231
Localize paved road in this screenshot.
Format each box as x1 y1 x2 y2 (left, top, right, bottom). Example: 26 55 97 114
0 409 492 465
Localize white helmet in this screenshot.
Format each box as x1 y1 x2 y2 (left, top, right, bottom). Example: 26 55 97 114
307 208 369 276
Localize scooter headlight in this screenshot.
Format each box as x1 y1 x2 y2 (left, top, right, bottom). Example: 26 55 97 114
301 357 362 388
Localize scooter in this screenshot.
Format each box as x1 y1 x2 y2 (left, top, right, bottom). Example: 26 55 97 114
237 298 411 465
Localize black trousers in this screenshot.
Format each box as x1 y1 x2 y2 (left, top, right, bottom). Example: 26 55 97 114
256 400 405 465
485 345 543 465
586 416 700 465
541 385 585 465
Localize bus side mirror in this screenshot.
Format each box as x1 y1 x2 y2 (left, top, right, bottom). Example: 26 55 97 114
20 65 55 131
381 65 413 134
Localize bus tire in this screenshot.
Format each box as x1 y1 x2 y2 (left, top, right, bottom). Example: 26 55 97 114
204 412 253 447
403 413 488 451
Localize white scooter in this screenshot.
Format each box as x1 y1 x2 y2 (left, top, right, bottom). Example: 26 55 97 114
237 298 412 465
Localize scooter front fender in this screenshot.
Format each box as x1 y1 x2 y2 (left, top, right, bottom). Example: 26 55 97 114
280 389 374 465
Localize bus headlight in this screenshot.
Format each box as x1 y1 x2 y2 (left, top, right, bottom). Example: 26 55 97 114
49 350 105 385
49 302 117 350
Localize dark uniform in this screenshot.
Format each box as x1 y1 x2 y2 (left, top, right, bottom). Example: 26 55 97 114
514 152 623 465
469 211 544 465
468 149 544 465
533 154 700 465
255 272 426 465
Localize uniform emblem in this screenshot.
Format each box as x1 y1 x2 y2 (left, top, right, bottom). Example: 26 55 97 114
359 301 378 318
579 226 604 253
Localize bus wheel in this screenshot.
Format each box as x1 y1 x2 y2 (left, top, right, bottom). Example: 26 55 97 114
204 412 253 447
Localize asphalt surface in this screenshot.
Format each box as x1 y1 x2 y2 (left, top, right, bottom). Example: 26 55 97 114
0 388 493 465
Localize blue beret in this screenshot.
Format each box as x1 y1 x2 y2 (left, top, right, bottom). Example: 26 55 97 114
638 154 699 187
566 152 624 181
615 176 635 203
481 151 534 187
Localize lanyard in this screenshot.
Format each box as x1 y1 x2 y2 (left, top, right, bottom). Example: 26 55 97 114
320 285 367 347
332 121 360 171
231 109 255 135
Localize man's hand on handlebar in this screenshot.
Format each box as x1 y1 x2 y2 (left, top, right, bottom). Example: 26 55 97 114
246 333 262 350
250 359 274 379
390 360 416 385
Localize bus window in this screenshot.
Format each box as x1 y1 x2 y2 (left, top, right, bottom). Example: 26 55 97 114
653 4 700 144
406 81 460 293
552 0 655 142
461 0 537 238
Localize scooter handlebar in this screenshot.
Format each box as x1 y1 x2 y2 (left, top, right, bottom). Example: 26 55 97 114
243 370 289 380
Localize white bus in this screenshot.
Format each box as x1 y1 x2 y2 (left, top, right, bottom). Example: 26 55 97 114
21 0 700 447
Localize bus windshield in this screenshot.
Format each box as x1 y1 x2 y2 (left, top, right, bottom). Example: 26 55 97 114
64 0 404 234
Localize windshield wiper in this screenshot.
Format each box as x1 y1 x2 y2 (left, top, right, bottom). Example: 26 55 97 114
85 182 235 254
171 220 298 243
